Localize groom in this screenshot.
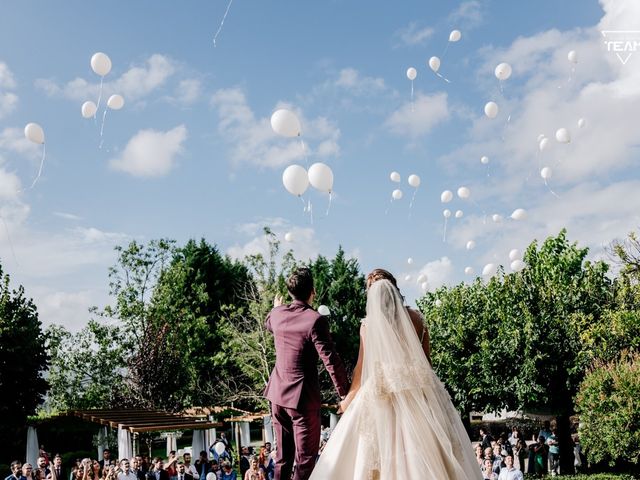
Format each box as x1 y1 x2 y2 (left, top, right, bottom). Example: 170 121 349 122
264 267 350 480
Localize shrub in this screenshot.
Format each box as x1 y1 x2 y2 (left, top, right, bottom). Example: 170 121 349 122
575 353 640 467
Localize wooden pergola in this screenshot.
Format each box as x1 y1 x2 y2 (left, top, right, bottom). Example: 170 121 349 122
69 409 223 433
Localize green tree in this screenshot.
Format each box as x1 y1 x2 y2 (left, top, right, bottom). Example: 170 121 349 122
575 353 640 469
216 228 292 407
308 247 366 402
0 266 48 459
150 239 253 406
45 321 126 411
418 230 614 473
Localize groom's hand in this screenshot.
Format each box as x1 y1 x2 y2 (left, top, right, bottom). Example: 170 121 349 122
273 294 284 307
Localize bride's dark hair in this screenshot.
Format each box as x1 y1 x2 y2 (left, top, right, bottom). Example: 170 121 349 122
366 268 397 289
366 268 405 302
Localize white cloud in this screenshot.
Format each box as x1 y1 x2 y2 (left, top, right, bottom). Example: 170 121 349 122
0 168 22 199
34 288 104 332
0 62 18 119
211 88 341 168
53 211 83 221
0 127 41 160
395 22 435 47
109 125 187 177
173 78 202 105
448 1 484 28
227 218 320 262
385 92 450 138
401 257 454 294
35 54 176 103
334 68 386 94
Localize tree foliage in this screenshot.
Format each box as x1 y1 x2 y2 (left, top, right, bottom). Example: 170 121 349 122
418 230 613 416
0 266 48 458
575 353 640 467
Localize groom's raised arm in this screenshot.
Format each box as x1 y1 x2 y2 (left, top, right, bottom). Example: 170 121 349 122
311 316 350 397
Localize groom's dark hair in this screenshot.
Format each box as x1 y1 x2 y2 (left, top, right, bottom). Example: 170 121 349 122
287 267 314 301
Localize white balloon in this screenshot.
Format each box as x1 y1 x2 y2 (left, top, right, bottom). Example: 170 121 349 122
537 134 546 142
24 123 45 144
481 156 489 165
494 62 512 81
464 266 474 275
568 50 578 64
540 167 553 180
435 299 443 307
284 232 293 242
408 174 421 188
578 118 586 128
492 214 503 223
482 263 498 276
466 240 476 250
404 275 412 282
509 249 521 261
539 137 550 151
390 171 401 183
428 56 441 72
449 30 461 42
308 162 334 193
271 109 301 137
484 101 499 119
214 442 226 455
107 94 124 110
407 257 414 265
318 305 331 316
510 260 527 272
417 274 427 284
421 282 429 291
392 189 403 200
511 208 527 221
555 128 571 144
455 210 464 219
440 190 453 203
91 52 112 76
406 67 417 80
81 101 97 118
282 165 309 196
206 473 216 480
457 186 470 199
443 209 451 218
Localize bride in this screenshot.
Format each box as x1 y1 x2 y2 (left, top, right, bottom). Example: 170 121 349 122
310 269 482 480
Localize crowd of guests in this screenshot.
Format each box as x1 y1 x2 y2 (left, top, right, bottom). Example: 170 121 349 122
475 421 584 479
4 438 278 480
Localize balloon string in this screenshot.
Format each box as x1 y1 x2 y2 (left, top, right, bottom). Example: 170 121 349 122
544 179 561 198
308 200 313 225
96 76 104 112
434 71 451 83
409 188 418 210
299 137 309 167
385 197 393 216
325 192 332 217
99 109 108 148
443 217 449 242
410 80 414 112
29 143 46 189
213 0 235 47
441 42 450 60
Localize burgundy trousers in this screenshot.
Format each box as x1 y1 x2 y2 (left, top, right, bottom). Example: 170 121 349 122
271 403 321 480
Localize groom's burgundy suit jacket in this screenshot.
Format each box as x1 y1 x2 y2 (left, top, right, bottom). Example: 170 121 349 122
264 300 350 410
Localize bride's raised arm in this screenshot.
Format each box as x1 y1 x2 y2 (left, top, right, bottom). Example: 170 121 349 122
338 322 365 413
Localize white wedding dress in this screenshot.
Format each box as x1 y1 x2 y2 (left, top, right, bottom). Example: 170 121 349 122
310 280 482 480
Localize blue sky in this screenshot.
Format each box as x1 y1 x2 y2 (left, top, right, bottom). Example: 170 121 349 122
1 0 639 330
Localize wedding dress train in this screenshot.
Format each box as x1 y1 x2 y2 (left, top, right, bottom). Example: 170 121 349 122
309 280 482 480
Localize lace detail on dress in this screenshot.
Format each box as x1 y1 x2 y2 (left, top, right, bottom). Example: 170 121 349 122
371 359 431 396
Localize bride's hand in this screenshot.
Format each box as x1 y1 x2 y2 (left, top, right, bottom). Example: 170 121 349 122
338 398 349 414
